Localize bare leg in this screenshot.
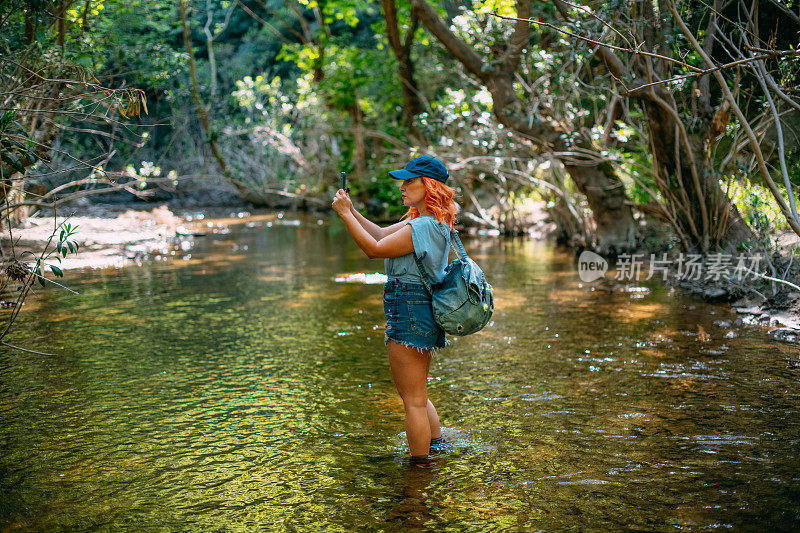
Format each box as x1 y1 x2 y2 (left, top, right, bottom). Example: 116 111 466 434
387 340 432 457
422 349 441 439
427 399 441 440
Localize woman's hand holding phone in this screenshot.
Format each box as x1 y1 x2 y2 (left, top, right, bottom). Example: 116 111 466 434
332 188 353 215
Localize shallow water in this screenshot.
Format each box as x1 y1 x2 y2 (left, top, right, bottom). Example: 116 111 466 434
1 211 799 531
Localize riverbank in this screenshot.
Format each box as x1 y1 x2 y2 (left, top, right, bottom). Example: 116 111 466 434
581 228 800 340
2 204 193 270
669 238 800 340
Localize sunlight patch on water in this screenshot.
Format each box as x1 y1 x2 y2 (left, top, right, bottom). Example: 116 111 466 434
334 272 387 284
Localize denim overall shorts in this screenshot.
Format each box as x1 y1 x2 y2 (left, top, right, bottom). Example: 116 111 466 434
383 277 448 353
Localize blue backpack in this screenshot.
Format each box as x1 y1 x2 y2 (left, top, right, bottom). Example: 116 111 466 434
413 229 494 336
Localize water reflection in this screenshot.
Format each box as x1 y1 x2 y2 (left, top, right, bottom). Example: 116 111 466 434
0 211 798 530
385 459 439 531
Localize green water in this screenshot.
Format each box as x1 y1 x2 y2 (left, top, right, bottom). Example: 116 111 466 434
1 211 799 531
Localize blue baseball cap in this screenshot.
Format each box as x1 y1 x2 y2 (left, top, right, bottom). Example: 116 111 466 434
388 155 449 183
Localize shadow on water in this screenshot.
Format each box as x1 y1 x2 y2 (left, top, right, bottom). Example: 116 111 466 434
0 211 799 530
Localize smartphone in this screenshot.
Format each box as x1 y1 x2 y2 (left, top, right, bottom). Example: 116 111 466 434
340 171 349 194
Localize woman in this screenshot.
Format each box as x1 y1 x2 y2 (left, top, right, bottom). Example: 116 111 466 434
331 155 458 461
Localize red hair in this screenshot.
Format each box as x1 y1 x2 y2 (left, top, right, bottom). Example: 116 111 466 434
401 176 459 229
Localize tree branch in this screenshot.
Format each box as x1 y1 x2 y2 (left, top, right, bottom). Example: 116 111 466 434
666 0 800 238
410 0 488 81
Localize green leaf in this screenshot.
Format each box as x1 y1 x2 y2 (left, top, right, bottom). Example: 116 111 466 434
1 152 26 173
5 138 31 155
0 110 14 128
36 267 45 287
49 265 63 278
67 241 74 253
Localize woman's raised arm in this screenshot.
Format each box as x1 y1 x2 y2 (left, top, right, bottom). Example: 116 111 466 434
348 204 408 240
348 205 384 240
334 190 414 259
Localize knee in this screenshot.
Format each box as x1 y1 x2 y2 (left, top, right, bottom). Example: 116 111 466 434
400 393 428 410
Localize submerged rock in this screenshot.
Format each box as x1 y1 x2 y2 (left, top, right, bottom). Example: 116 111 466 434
702 287 728 302
768 328 799 342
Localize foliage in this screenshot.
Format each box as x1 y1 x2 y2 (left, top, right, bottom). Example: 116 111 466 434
728 175 792 235
5 0 800 240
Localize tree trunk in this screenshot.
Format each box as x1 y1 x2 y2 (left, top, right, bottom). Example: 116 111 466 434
586 0 753 252
644 98 753 251
564 161 637 254
179 0 257 203
380 0 425 143
56 0 66 47
346 97 366 179
24 5 34 43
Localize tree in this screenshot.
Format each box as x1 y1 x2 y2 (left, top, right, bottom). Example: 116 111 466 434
411 0 639 254
536 0 799 251
380 0 425 143
0 0 157 352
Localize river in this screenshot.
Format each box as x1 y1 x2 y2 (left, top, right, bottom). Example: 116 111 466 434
1 211 798 531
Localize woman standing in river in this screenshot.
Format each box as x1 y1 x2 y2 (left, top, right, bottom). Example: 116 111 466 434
331 155 458 462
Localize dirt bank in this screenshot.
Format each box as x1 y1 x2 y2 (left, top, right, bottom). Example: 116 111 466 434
1 204 194 270
1 203 293 271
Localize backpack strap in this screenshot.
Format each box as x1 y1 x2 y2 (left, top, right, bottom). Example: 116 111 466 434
450 229 467 260
413 251 434 293
413 226 465 293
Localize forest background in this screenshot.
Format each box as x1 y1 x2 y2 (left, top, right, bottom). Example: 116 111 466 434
1 0 800 337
